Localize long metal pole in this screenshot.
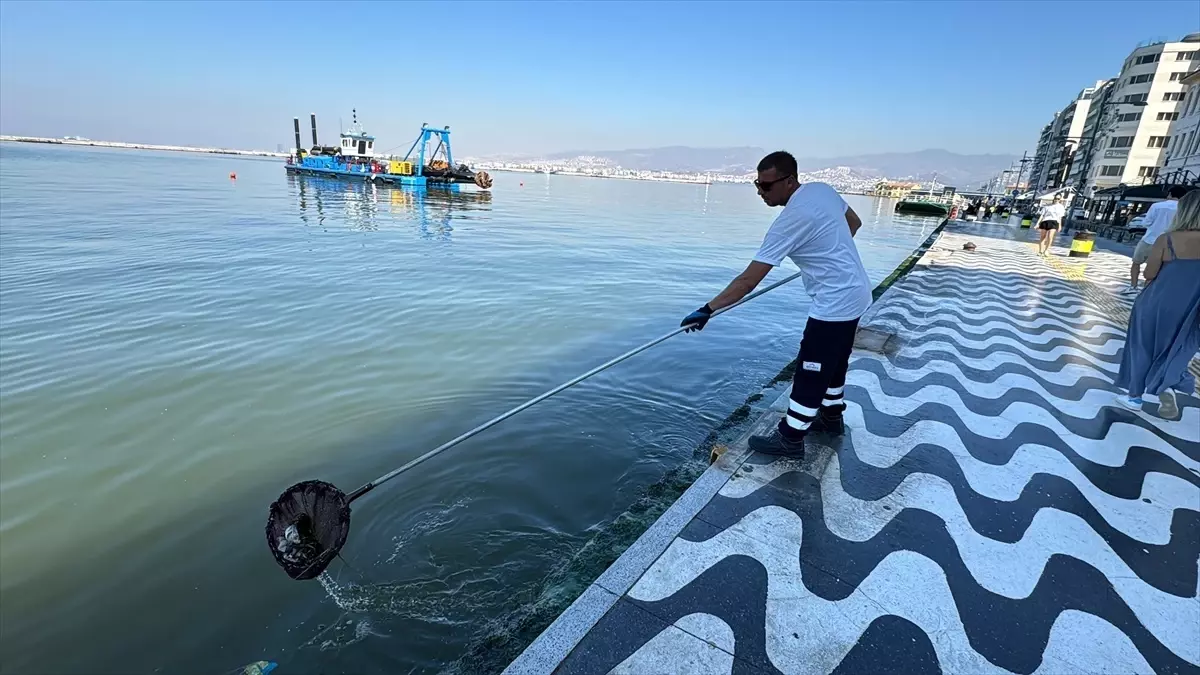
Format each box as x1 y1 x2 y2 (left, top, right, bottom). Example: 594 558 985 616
345 270 806 502
1014 151 1029 196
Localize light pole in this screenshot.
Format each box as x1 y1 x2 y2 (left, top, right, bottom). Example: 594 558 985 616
1012 151 1031 201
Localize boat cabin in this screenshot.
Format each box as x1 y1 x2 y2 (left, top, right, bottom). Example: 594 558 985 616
339 108 375 159
339 131 375 159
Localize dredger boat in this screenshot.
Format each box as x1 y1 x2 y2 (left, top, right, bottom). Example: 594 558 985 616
284 110 492 190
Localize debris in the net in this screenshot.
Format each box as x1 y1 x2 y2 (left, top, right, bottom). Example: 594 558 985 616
242 661 277 675
265 480 351 580
276 514 323 565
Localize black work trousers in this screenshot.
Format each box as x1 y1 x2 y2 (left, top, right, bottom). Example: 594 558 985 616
778 316 860 440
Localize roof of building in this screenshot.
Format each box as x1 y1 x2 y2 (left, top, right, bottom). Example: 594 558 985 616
1094 182 1199 201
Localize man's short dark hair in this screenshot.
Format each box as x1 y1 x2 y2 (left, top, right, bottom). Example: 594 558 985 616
758 150 797 176
1168 185 1188 199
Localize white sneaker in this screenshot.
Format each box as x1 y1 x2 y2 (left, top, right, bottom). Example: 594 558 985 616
1116 395 1144 411
1158 390 1179 419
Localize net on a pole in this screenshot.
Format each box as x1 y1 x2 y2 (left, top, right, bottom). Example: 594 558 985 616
265 480 351 580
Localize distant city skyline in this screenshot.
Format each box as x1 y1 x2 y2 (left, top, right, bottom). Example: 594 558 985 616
0 0 1195 158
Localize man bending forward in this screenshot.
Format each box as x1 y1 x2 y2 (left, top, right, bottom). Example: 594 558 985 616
681 151 871 457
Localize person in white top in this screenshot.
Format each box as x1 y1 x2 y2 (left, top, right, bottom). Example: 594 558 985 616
680 151 871 457
1128 186 1186 293
1035 195 1067 256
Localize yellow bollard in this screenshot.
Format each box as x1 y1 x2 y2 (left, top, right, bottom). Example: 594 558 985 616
1069 232 1095 258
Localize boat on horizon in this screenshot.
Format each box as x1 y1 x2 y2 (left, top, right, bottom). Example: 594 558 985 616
284 110 493 190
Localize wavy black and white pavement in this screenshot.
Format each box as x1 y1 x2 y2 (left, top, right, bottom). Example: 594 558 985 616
505 222 1200 675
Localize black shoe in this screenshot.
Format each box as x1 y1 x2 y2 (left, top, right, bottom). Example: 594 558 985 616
747 429 805 458
809 410 845 435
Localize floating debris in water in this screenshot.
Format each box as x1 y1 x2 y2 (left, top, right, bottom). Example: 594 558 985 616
241 661 276 675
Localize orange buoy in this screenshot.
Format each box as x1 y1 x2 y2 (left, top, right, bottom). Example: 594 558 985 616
229 172 237 180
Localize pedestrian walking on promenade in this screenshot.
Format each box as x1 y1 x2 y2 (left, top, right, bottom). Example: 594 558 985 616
1115 188 1200 418
1035 195 1066 256
1126 185 1186 295
680 151 870 457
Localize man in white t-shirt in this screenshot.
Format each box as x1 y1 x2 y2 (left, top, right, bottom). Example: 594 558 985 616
680 151 871 458
1128 186 1185 293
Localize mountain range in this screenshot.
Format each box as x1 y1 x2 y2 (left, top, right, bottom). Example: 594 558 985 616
534 147 1020 187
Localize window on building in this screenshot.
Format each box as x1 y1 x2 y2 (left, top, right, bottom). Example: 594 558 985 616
1135 53 1161 65
1157 111 1180 121
1128 73 1154 84
1123 93 1149 104
1177 51 1198 61
1117 112 1143 122
1164 91 1185 101
1148 136 1168 148
1169 72 1185 81
1138 166 1159 178
1100 165 1124 176
1110 136 1135 148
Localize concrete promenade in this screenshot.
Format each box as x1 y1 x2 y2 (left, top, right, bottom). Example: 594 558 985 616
504 220 1200 675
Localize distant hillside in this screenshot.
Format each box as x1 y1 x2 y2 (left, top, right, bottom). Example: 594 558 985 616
545 146 1018 187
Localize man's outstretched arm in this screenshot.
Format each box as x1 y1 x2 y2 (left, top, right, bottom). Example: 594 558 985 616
845 205 862 237
681 261 773 331
708 261 773 310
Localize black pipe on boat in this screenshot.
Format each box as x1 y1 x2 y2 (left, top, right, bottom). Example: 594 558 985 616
310 114 318 148
293 118 302 155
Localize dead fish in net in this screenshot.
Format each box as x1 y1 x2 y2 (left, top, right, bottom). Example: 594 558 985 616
265 480 351 580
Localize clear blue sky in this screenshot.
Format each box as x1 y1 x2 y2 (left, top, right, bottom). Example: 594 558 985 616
0 0 1195 158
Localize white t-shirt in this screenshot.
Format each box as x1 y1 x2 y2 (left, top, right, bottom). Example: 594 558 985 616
753 182 872 322
1041 203 1066 222
1140 199 1178 245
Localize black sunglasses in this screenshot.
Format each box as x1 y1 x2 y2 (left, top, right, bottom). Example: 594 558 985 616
754 175 793 191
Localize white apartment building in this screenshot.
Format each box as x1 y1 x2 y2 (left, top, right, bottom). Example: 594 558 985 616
1068 34 1198 194
1030 81 1106 194
1161 61 1200 181
1029 121 1055 193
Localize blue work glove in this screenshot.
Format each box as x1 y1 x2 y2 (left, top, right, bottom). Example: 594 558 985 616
681 304 714 332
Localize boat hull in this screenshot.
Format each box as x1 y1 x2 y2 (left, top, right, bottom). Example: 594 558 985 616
286 163 436 186
895 201 950 216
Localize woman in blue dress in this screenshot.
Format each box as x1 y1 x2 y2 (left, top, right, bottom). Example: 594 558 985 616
1115 188 1200 418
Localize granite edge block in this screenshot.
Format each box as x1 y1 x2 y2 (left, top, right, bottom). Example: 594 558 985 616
594 387 797 596
499 583 621 675
504 389 795 672
594 453 741 596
